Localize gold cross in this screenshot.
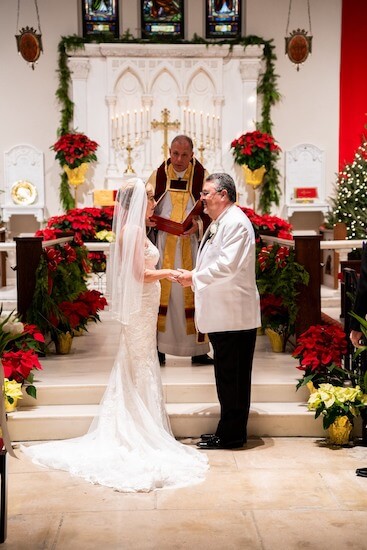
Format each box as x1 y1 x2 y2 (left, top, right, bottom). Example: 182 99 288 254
151 108 180 160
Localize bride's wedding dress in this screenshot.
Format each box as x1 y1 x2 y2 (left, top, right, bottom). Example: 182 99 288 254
22 239 208 492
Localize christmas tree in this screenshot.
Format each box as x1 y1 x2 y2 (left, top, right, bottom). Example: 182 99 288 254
328 141 367 240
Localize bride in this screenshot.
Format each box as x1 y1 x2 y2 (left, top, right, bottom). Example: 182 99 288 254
22 178 208 492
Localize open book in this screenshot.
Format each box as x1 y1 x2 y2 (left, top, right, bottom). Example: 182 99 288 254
150 193 203 236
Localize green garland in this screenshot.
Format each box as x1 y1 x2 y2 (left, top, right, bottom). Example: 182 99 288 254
56 32 281 212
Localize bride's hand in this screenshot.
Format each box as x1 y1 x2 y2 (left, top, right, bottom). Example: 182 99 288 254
167 269 180 281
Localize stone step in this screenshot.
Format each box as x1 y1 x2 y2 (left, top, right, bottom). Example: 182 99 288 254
7 401 330 441
21 381 309 407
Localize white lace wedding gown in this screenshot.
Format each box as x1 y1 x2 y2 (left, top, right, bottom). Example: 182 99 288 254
22 239 208 492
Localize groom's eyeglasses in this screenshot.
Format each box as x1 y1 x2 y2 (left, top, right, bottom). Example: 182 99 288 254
200 190 223 197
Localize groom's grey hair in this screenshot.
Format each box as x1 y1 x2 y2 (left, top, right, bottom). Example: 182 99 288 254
206 173 237 203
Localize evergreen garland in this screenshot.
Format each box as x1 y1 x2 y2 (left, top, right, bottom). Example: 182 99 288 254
328 141 367 240
56 32 281 212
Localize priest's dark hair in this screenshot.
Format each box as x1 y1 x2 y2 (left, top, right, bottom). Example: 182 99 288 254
206 173 237 203
171 135 194 150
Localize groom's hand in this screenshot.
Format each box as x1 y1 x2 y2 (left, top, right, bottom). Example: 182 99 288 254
176 268 193 287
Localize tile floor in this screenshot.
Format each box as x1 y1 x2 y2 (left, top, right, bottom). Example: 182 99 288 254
4 437 367 549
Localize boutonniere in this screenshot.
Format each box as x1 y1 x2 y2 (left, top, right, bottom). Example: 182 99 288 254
207 222 219 242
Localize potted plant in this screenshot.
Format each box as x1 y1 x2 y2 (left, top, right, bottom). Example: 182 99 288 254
3 379 23 412
0 311 44 409
307 383 367 445
239 207 293 240
51 131 99 206
231 130 281 185
51 131 99 170
293 324 348 391
256 243 309 350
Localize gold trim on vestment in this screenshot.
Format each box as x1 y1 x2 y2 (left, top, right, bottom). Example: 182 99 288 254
158 162 196 334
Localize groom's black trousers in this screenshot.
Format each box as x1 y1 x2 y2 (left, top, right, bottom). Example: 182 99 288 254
209 328 257 445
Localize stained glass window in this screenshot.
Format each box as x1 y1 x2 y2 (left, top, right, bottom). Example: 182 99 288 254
82 0 119 38
206 0 241 39
141 0 184 39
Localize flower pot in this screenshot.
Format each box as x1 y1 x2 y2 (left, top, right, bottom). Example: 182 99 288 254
242 165 266 189
328 415 353 445
265 328 285 352
306 381 316 394
63 163 89 187
72 327 85 337
55 332 73 355
4 397 18 413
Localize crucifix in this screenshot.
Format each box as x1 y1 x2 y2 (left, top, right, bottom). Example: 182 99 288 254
151 108 180 160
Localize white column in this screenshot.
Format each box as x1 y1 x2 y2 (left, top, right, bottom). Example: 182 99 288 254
68 59 90 131
239 59 262 132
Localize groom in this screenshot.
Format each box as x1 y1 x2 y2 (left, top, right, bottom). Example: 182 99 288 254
176 173 260 449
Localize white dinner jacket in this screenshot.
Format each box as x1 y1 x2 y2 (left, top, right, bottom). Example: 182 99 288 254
192 204 261 334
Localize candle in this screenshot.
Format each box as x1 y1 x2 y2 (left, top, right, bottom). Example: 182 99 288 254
193 109 196 135
216 115 220 145
145 106 149 138
183 107 186 134
206 113 210 141
111 116 115 142
187 108 191 134
134 109 137 135
127 110 130 136
200 111 203 138
140 108 144 138
121 113 124 140
212 114 216 148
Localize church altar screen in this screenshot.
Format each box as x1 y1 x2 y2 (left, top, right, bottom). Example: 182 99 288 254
68 43 263 206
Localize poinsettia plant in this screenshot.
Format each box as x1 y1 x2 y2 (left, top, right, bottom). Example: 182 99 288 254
308 383 367 430
0 311 44 400
51 131 99 169
239 207 293 240
231 131 281 171
293 324 348 390
256 244 309 343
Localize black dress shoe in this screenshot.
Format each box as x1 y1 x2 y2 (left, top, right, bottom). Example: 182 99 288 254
196 436 244 450
191 354 213 365
356 467 367 477
200 433 216 441
158 351 166 366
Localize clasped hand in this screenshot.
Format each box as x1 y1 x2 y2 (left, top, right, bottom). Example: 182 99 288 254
172 268 192 287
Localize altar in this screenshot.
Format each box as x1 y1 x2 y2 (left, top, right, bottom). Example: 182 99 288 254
67 42 263 206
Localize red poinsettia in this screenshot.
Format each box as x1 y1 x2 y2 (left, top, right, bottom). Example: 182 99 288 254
293 324 347 373
41 207 114 243
2 349 42 383
231 131 281 170
51 132 99 169
239 207 293 240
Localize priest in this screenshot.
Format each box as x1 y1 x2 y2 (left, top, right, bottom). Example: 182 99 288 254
147 135 212 365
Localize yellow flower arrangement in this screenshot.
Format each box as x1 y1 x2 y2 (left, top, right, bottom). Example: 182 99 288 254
308 383 367 429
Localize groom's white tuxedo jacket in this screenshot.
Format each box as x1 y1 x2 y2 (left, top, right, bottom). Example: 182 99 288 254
192 204 261 334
